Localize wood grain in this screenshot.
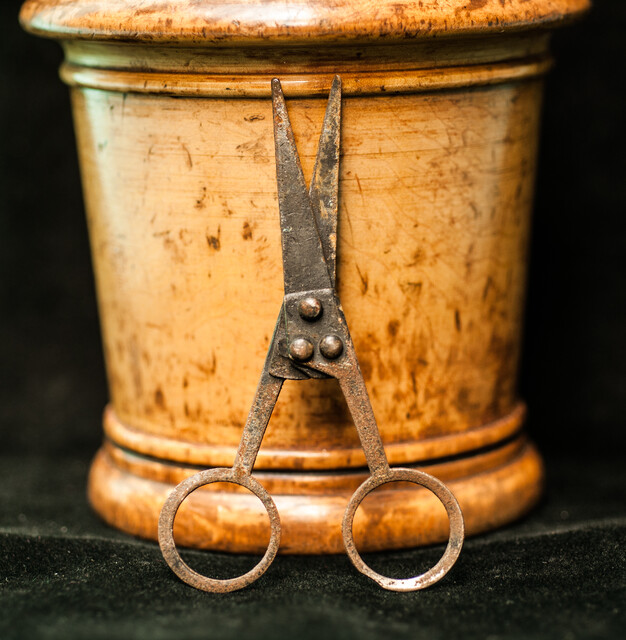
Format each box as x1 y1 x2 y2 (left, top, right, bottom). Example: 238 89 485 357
59 58 553 97
71 79 541 468
89 438 544 553
20 0 590 44
103 403 526 470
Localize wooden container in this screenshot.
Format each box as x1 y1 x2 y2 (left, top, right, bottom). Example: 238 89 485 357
20 0 588 554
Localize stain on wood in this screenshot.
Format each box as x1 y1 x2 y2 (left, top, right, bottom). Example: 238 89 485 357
242 220 253 240
205 226 221 251
154 387 165 409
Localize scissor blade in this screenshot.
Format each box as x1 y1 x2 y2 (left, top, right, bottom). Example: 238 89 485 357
309 76 341 288
272 79 333 295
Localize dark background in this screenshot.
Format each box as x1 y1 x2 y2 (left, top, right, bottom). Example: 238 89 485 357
0 1 624 639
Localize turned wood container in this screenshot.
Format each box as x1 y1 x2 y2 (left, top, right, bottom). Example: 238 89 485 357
21 0 588 554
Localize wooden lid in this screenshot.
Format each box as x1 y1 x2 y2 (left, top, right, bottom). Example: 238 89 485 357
21 0 590 45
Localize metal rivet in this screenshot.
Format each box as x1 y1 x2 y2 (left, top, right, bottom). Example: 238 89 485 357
319 335 343 359
298 297 323 321
289 337 314 362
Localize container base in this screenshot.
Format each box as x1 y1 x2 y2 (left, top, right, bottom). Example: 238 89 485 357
88 435 544 554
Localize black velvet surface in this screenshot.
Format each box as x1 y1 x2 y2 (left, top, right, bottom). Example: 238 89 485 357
2 0 625 638
0 452 625 640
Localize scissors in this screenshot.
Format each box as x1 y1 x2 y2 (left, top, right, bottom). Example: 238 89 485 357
158 76 464 593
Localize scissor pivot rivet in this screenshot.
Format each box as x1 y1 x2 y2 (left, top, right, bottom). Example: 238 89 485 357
289 337 315 362
298 297 323 320
320 335 344 359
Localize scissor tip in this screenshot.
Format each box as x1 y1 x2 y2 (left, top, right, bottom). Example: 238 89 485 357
330 76 342 98
271 78 281 89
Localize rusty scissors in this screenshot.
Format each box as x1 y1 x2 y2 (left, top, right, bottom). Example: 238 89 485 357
158 76 464 593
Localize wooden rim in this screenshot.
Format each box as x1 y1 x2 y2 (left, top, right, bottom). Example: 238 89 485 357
59 58 552 97
102 434 527 495
20 0 590 44
88 440 544 554
103 402 526 470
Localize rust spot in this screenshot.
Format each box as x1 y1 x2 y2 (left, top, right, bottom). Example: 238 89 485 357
235 139 269 164
323 392 351 424
242 220 253 240
161 233 186 264
387 320 400 338
206 225 221 251
467 0 488 9
195 186 207 209
355 264 368 295
182 377 189 388
355 174 364 202
193 352 217 377
407 249 423 267
447 346 460 366
410 371 418 395
178 229 193 246
456 387 480 414
181 143 193 169
454 310 462 332
482 276 494 301
399 281 423 296
129 336 142 399
457 387 471 412
366 332 380 347
152 230 186 263
221 199 235 216
154 387 166 409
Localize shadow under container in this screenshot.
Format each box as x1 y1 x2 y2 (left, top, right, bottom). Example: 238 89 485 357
21 0 589 554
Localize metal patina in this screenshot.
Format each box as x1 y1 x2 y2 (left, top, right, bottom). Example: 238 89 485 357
158 76 465 593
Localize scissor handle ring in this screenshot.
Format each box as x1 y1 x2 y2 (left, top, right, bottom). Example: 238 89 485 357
158 468 281 593
342 468 464 592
